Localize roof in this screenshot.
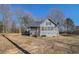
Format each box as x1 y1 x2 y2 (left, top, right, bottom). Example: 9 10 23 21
27 19 57 27
29 20 43 27
48 19 57 26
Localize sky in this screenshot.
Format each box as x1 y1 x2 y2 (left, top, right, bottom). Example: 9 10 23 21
7 4 79 26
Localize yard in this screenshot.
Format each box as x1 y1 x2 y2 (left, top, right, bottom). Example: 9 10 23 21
0 33 79 54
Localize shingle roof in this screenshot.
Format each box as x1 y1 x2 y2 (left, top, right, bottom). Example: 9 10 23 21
29 20 43 27
27 19 57 27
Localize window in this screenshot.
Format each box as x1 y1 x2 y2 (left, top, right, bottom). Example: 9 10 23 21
51 27 54 30
41 27 54 31
41 27 46 30
46 22 51 25
41 27 44 30
47 27 54 30
48 27 51 30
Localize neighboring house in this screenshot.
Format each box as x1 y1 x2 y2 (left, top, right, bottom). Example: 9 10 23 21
57 24 75 33
25 19 59 37
65 26 79 35
63 24 75 33
73 26 79 34
75 26 79 30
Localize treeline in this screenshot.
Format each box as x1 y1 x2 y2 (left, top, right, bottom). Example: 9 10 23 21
0 5 33 33
0 5 75 33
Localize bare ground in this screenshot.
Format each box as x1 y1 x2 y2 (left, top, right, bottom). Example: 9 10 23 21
0 34 23 54
0 33 79 54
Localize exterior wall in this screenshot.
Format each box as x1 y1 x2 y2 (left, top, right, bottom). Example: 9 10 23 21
40 27 59 37
40 19 59 37
30 27 40 36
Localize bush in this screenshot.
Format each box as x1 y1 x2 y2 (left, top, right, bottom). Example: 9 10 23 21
41 35 46 37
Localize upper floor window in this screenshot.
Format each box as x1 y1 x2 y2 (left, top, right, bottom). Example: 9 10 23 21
46 22 51 25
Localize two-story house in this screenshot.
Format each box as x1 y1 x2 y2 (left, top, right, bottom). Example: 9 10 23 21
25 19 59 37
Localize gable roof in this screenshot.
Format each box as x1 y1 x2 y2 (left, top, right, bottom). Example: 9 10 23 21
28 18 57 27
48 19 57 26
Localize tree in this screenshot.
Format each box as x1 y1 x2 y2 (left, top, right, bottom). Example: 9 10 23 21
11 21 16 33
15 8 33 33
21 13 33 29
48 8 65 25
15 8 26 34
48 8 66 32
0 5 13 33
0 21 3 33
64 18 75 33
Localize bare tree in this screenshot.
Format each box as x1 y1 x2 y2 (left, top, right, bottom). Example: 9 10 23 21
11 20 16 33
21 13 33 29
0 4 13 33
0 20 3 33
15 8 26 34
48 8 65 32
48 8 65 25
15 8 33 34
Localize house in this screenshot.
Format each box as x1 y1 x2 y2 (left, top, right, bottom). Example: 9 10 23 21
25 19 59 37
75 26 79 29
72 26 79 34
